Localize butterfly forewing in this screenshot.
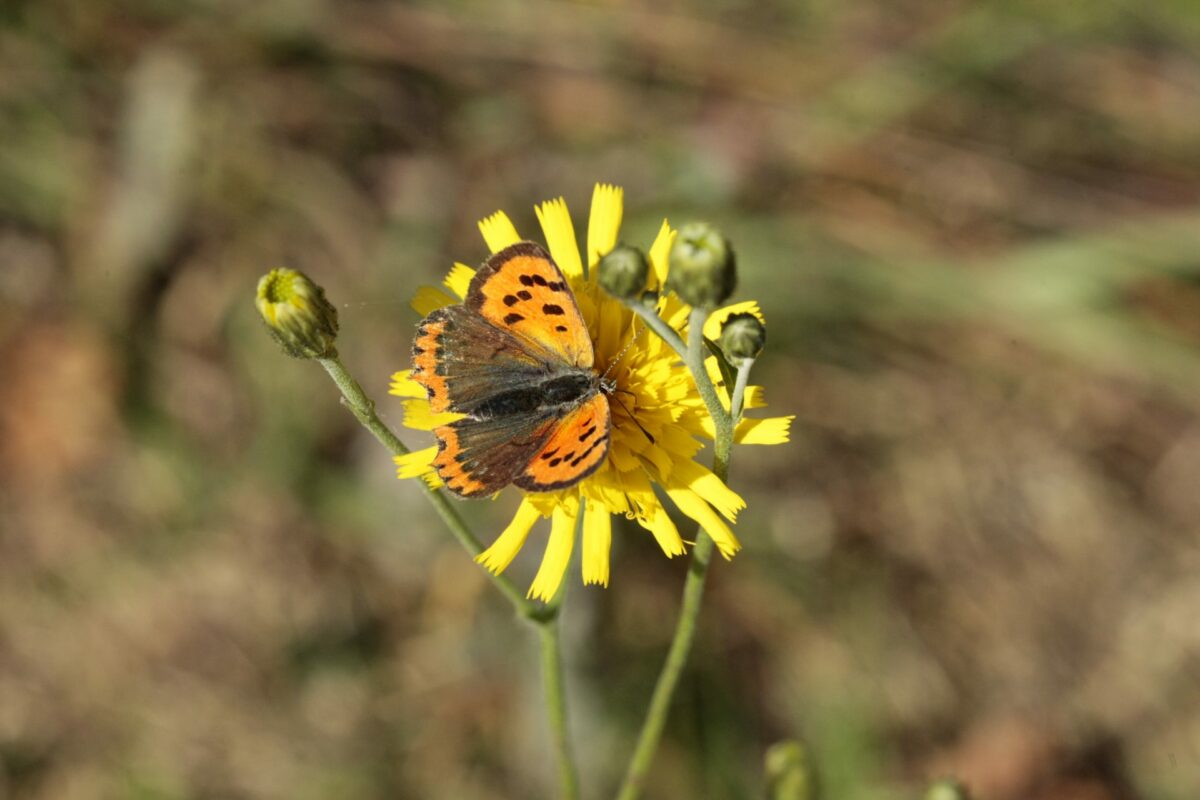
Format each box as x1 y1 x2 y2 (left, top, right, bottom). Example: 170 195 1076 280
412 305 548 416
465 241 594 369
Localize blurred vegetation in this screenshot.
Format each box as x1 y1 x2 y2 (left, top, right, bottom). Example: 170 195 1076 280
4 0 1200 798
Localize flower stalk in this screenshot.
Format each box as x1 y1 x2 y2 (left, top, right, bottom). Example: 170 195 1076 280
312 353 582 795
613 304 746 800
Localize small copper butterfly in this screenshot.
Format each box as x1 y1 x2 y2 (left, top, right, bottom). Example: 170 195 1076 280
411 241 611 497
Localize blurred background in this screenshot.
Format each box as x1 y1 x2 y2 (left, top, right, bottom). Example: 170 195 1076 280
3 0 1200 798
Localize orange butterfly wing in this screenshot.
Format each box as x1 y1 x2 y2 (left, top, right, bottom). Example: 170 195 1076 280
515 393 611 492
465 241 594 369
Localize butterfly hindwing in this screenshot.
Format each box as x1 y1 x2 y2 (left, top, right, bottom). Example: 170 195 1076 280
433 412 558 497
412 304 548 415
515 393 611 492
465 241 594 369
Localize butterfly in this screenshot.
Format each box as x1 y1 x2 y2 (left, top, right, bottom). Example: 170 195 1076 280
410 241 611 498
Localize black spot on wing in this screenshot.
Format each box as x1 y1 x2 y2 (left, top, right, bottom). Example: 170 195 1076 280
532 274 548 286
541 448 559 460
503 295 518 306
519 274 535 286
517 290 532 301
579 426 595 442
570 438 603 467
555 325 568 332
542 304 565 316
503 313 524 325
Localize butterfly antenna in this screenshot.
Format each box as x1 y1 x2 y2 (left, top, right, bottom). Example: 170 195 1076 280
600 322 644 383
607 389 655 444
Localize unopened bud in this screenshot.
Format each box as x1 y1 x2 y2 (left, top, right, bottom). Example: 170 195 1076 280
667 221 736 308
720 312 765 363
597 243 649 299
924 778 971 800
255 268 339 359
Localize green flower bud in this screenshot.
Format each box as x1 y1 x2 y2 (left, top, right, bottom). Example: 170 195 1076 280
719 312 766 363
667 221 736 308
764 740 815 800
924 778 971 800
255 267 339 359
597 243 649 299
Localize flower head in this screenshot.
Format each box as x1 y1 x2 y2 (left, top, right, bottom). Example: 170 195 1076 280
391 185 792 600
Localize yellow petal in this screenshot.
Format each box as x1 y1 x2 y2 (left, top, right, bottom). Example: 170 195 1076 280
581 499 612 587
477 498 543 575
444 263 475 299
669 459 745 522
624 474 686 557
535 197 584 279
690 414 794 445
395 446 437 479
736 416 794 445
639 496 686 557
703 300 765 341
666 488 741 560
648 219 675 288
389 370 425 398
587 183 623 268
479 210 521 253
411 285 456 316
402 400 465 430
663 295 691 329
528 497 579 601
422 471 444 489
744 385 765 409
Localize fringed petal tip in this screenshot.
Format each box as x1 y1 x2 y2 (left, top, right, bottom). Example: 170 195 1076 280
527 500 579 602
444 263 475 299
736 415 794 445
395 446 437 479
587 183 624 269
581 501 612 587
389 370 425 398
476 498 542 576
478 211 521 254
535 197 584 278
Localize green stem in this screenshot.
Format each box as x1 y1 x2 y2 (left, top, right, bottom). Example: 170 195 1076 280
538 591 579 800
317 355 581 798
317 356 531 614
730 357 755 423
613 308 737 800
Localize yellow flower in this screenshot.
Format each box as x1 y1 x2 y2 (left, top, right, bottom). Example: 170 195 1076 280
390 184 793 601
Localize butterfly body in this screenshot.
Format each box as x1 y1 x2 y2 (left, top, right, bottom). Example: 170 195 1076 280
411 242 611 498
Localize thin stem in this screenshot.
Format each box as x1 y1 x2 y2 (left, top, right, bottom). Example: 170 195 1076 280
540 623 578 799
614 307 735 800
730 357 755 423
318 355 582 797
317 356 532 615
537 563 580 800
